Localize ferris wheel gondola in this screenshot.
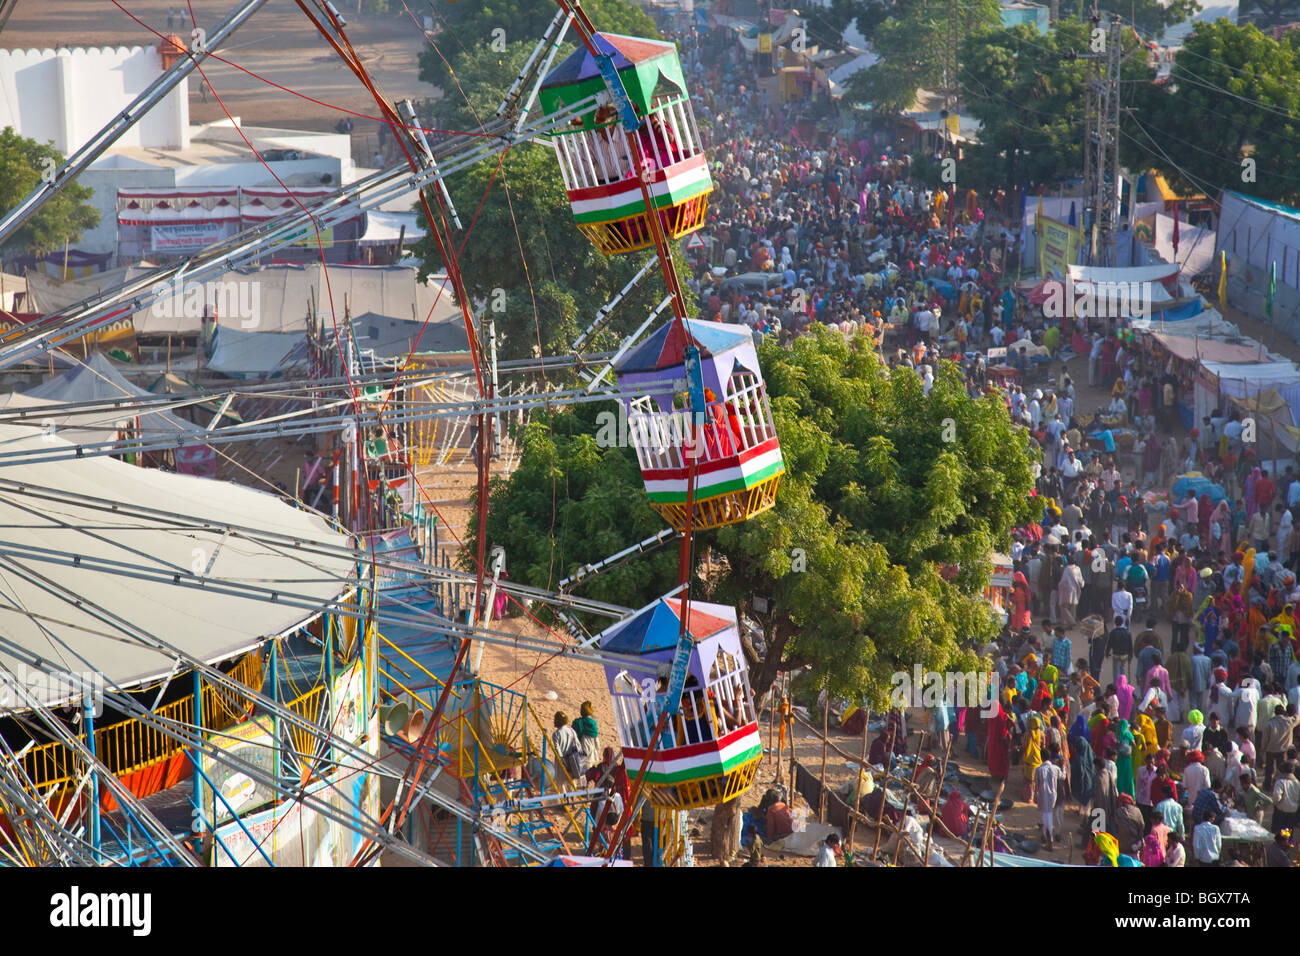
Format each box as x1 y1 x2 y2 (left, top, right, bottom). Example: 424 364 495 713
614 317 784 531
539 33 711 255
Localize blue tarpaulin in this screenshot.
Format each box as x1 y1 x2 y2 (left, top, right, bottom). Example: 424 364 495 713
1171 474 1226 505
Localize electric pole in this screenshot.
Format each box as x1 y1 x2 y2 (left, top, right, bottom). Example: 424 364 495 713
1081 11 1122 266
943 0 960 156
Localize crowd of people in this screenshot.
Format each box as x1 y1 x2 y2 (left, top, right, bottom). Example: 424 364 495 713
616 23 1299 869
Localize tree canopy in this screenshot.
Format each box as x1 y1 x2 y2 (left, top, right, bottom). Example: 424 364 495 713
419 0 658 98
0 129 100 258
845 0 1001 113
1136 21 1300 206
474 329 1036 707
1051 0 1200 39
957 22 1154 194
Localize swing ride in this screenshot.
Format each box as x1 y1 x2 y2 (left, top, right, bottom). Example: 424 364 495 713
0 0 783 868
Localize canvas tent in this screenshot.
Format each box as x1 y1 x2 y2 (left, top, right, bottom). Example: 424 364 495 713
26 264 463 337
1200 359 1300 428
349 314 472 362
0 352 202 445
0 422 355 707
207 326 309 378
1130 303 1238 336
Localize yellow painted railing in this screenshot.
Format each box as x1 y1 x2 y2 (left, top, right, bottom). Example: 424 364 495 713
284 684 328 761
15 650 265 800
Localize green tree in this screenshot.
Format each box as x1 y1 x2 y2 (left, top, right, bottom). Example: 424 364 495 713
0 129 100 257
419 0 658 99
717 330 1035 702
475 328 1036 708
1053 0 1200 40
478 402 680 603
411 139 687 361
1137 21 1300 205
845 0 1001 113
957 22 1155 194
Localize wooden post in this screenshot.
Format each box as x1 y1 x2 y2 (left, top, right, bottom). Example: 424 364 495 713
976 800 996 867
891 731 927 866
921 734 953 867
767 690 776 767
819 693 829 823
787 698 796 799
959 804 983 867
769 691 780 790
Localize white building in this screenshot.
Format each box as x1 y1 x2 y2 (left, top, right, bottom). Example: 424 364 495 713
0 43 359 264
0 45 188 153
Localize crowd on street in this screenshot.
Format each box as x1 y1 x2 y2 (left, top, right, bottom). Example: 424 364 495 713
660 23 1298 868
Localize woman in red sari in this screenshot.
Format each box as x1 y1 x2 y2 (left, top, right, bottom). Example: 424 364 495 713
1010 571 1032 631
986 701 1013 792
1197 494 1213 545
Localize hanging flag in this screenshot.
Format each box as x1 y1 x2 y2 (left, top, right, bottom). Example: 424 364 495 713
1068 201 1077 227
1218 251 1228 311
945 112 959 137
1268 260 1276 320
1172 202 1180 256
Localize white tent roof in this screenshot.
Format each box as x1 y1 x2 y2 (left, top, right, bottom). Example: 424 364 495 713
1129 304 1239 336
0 352 200 442
134 264 461 335
359 210 425 246
1200 360 1300 386
207 326 307 378
1066 263 1179 284
0 424 355 706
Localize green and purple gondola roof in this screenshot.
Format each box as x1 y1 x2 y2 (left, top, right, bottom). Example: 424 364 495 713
539 32 689 133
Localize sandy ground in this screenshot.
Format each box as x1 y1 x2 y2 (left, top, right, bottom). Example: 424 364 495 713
3 0 435 166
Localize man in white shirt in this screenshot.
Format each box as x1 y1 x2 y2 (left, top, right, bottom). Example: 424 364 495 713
1223 417 1244 452
915 307 932 345
1234 676 1262 740
1183 753 1211 808
1061 450 1082 485
1089 334 1104 387
990 323 1005 347
1111 583 1134 629
1193 814 1222 865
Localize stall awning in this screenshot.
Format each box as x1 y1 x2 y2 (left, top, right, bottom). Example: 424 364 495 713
1149 333 1273 365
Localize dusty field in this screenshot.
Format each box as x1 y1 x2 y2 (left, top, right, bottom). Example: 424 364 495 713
3 0 435 164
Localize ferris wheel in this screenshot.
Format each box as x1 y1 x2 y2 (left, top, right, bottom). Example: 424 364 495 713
0 0 788 867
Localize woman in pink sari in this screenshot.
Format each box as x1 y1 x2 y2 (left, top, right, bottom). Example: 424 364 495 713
1245 467 1262 520
1115 674 1135 721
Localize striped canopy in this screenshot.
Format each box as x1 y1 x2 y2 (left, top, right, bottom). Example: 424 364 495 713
615 318 752 374
602 598 731 655
541 33 677 89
